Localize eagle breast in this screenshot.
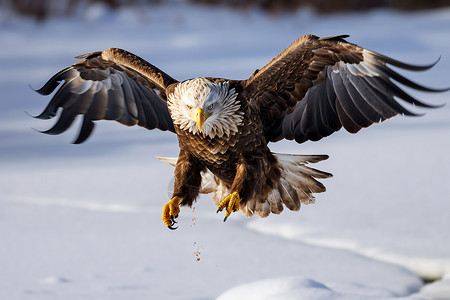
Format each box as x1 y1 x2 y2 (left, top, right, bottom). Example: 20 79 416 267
167 78 244 139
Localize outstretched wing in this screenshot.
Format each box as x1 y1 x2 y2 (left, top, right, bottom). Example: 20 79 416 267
34 48 178 144
242 34 448 143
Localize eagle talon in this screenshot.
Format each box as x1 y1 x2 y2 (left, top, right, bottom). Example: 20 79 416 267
162 196 183 229
168 224 178 230
217 192 240 222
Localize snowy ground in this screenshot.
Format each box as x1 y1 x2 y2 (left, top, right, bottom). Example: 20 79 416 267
1 3 450 300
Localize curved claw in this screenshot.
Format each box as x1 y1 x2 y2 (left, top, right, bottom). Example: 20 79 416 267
167 215 178 230
168 224 178 230
162 196 183 230
217 192 240 222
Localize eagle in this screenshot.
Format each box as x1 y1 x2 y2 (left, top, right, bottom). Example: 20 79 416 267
34 34 448 229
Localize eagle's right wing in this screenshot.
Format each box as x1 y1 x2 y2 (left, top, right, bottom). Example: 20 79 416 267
34 48 177 144
243 34 448 143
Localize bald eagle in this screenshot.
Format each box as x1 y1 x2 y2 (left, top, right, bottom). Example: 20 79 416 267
35 34 448 229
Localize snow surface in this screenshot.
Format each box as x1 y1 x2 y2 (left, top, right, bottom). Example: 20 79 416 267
1 3 450 300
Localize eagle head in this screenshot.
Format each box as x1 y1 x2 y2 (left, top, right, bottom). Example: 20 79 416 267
168 78 244 139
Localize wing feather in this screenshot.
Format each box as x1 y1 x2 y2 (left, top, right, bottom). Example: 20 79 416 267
121 75 138 119
335 98 361 134
40 110 77 135
332 67 371 130
346 71 396 119
86 84 109 120
362 76 421 116
344 76 381 124
336 66 374 127
73 117 95 144
243 34 448 143
34 48 177 143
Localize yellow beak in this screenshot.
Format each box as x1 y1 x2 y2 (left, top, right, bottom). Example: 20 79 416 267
195 108 205 132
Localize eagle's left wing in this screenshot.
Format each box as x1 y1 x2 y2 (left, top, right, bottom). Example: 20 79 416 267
34 48 177 144
242 34 448 143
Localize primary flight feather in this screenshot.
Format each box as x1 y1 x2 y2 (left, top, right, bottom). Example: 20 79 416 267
34 34 448 229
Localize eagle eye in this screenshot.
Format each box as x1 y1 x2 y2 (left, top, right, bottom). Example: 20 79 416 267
186 105 192 110
207 104 214 110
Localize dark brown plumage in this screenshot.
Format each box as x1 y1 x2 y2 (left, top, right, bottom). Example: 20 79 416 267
34 34 448 229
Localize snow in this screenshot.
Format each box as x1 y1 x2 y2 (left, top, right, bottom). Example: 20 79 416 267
217 277 423 300
1 3 450 300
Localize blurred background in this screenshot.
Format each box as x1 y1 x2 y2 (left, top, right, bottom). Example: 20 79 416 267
1 1 450 300
2 0 450 21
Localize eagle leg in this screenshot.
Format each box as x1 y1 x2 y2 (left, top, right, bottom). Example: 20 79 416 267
216 191 240 222
162 196 183 230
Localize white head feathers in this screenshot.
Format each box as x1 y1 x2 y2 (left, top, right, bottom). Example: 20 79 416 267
168 78 244 139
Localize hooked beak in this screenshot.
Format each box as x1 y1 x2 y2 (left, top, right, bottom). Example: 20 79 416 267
195 108 206 132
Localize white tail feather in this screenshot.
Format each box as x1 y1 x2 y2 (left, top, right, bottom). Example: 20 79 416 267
243 153 331 217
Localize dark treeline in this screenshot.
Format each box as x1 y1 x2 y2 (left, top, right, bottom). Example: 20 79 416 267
194 0 450 14
2 0 449 21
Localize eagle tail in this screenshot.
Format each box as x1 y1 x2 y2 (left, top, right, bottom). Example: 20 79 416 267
241 153 332 218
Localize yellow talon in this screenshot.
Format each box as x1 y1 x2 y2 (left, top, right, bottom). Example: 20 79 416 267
162 196 183 229
217 192 240 222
